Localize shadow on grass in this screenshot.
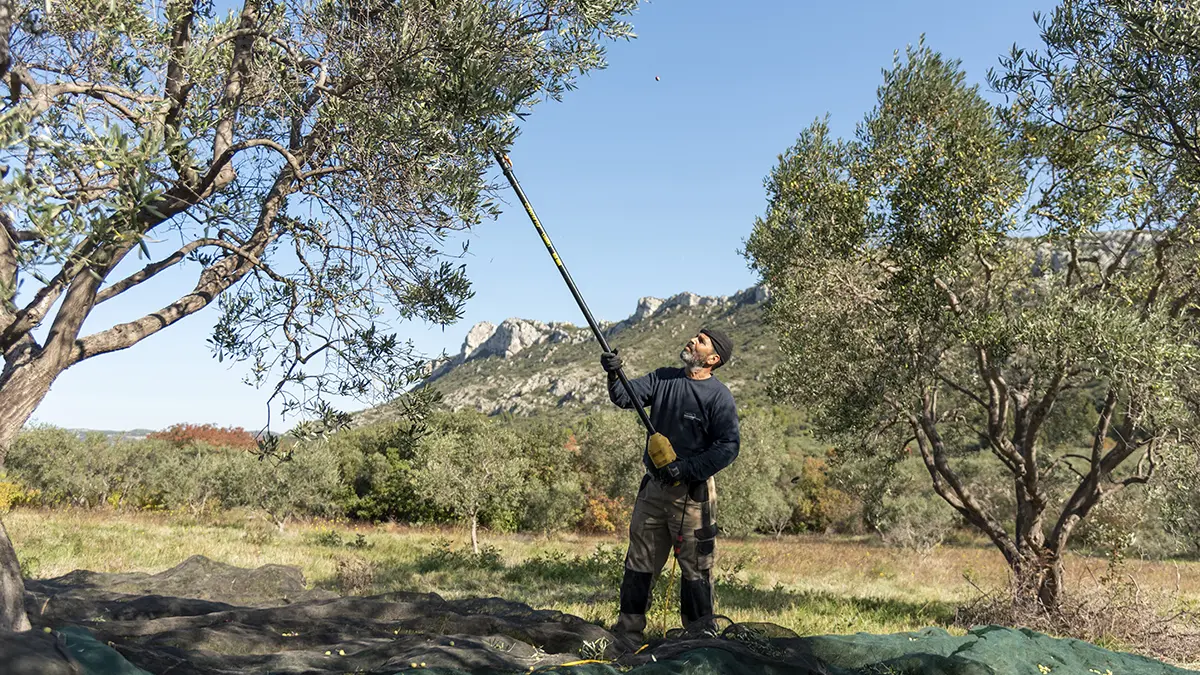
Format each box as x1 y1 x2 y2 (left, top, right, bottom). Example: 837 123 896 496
313 539 955 635
714 578 956 630
310 540 624 609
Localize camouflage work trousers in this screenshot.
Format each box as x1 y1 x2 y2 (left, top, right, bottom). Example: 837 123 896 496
613 473 718 643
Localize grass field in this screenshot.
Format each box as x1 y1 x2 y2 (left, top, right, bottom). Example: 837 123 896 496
10 507 1200 644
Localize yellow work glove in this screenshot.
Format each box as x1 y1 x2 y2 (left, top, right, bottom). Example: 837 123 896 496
647 433 676 469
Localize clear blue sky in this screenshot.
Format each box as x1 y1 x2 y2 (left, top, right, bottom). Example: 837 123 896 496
31 0 1052 432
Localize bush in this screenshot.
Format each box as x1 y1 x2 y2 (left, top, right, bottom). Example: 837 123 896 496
7 425 345 529
877 493 959 552
416 539 505 573
8 428 167 507
414 411 529 551
245 443 346 529
791 456 860 534
243 515 277 546
828 450 959 549
506 544 624 586
307 528 346 547
335 555 376 595
329 423 444 523
574 411 645 504
579 491 630 534
718 408 793 536
1073 484 1159 559
520 478 585 533
1153 444 1200 557
147 423 259 451
0 477 35 512
512 420 584 533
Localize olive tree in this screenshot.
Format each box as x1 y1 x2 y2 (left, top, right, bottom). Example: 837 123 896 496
0 0 635 630
746 43 1200 610
414 412 528 554
992 0 1200 565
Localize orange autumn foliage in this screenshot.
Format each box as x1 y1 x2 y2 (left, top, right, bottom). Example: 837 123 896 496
147 423 259 451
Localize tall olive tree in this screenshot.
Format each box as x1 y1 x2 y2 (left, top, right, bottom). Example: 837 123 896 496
746 44 1200 610
0 0 636 630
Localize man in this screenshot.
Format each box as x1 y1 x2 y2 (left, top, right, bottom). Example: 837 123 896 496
600 327 740 647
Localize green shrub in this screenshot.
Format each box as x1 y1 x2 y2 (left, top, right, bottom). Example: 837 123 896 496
330 423 444 523
718 408 793 536
520 477 585 533
18 555 40 579
574 411 645 503
245 443 346 529
505 544 623 586
877 492 959 552
416 539 505 573
9 428 166 507
307 528 345 547
791 456 861 534
1146 445 1200 557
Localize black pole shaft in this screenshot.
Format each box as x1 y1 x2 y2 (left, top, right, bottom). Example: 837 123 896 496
494 152 657 435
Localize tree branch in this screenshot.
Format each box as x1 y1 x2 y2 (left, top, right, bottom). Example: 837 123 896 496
935 370 988 409
165 0 200 181
95 237 279 304
1023 369 1066 451
0 0 13 82
209 28 318 72
211 1 259 166
912 392 1018 564
1048 387 1118 552
1117 440 1157 488
933 276 963 315
975 344 1020 472
74 142 300 363
72 259 232 363
1048 454 1089 481
225 138 306 181
0 235 104 353
11 71 163 122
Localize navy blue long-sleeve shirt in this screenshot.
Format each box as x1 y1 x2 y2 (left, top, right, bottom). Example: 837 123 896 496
608 367 740 483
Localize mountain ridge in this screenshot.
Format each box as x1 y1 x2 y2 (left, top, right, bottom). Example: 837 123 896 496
355 285 777 425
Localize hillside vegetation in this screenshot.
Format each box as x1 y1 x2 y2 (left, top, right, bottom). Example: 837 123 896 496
357 287 777 424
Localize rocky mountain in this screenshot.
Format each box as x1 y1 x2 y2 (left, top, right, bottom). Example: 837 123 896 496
355 286 777 424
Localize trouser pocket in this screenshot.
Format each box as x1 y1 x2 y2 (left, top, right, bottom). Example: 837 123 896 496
691 478 717 571
694 519 717 569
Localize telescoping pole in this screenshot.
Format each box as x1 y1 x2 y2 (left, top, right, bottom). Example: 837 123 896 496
493 152 657 436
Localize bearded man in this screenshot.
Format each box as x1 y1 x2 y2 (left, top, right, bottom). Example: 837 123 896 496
599 328 740 646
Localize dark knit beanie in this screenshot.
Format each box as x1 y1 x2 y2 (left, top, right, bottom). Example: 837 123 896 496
699 327 733 369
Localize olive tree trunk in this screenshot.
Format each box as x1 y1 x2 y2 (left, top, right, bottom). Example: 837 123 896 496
0 355 58 631
470 512 480 556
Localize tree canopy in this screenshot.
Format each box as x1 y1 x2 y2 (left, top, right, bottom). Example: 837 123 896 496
746 41 1200 609
0 0 636 451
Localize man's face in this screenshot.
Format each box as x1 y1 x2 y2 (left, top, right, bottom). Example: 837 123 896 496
680 332 719 369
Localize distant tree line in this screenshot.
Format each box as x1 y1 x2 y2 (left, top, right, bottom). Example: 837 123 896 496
3 407 1195 560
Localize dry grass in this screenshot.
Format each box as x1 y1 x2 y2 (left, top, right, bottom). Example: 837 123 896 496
957 569 1200 666
9 507 1200 646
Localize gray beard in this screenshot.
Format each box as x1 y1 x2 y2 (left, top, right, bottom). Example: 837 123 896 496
679 348 704 371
